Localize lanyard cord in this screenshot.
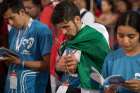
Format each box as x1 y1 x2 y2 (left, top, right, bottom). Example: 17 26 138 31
15 27 29 52
15 18 33 52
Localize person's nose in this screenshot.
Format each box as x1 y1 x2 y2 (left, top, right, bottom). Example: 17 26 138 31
123 36 130 45
61 28 67 34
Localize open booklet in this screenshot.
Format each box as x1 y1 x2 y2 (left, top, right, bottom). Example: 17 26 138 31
90 67 125 87
0 47 19 60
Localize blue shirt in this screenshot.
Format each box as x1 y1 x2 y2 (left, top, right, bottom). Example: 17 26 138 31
102 48 140 93
5 19 52 93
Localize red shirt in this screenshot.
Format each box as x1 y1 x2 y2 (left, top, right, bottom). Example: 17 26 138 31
40 3 54 31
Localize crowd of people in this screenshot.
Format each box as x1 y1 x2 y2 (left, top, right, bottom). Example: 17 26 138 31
0 0 140 93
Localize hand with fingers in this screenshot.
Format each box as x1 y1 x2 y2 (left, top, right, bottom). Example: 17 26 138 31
56 54 78 74
64 54 77 74
123 79 140 93
104 84 118 93
0 53 20 65
56 55 67 72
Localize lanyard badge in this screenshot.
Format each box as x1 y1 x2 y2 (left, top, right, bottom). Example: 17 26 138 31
9 71 17 89
56 85 68 93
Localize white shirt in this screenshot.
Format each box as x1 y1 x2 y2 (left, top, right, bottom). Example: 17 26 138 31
80 8 95 26
88 23 110 45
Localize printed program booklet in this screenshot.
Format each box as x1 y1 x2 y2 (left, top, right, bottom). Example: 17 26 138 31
90 66 125 87
0 47 19 60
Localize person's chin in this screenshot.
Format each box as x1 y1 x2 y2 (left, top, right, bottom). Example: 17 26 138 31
67 36 72 39
65 34 72 39
123 47 133 51
14 25 21 29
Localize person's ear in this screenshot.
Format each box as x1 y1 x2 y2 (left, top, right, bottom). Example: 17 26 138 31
19 9 25 16
73 16 81 24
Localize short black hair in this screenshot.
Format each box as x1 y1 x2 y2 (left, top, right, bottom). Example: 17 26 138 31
51 0 80 25
1 0 25 15
115 11 140 33
32 0 41 7
23 0 41 8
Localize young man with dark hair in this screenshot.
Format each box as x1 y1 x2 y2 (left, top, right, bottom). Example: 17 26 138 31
51 1 110 93
1 0 52 93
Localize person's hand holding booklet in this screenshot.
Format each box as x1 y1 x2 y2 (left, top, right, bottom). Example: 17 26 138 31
90 66 125 87
0 47 19 61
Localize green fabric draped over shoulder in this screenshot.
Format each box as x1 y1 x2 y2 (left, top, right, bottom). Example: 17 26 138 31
61 25 110 89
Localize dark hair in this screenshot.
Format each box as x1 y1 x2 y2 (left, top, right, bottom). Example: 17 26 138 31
32 0 41 7
23 0 41 8
115 11 140 33
85 0 90 11
1 0 25 14
23 0 42 10
51 0 80 25
120 0 132 11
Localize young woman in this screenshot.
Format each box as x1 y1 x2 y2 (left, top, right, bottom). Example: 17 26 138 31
102 11 140 93
96 0 118 49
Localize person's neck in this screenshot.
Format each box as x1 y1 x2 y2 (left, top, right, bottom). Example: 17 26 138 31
103 11 112 15
23 16 30 28
125 44 140 56
80 23 84 29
